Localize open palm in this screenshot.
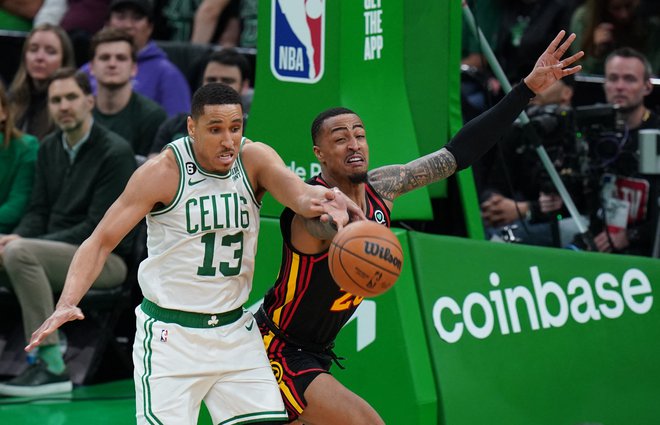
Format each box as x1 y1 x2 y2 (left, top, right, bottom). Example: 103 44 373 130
25 305 85 352
524 30 584 94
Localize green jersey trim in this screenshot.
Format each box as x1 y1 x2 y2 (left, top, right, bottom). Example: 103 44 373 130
151 144 185 216
184 136 232 179
236 153 261 208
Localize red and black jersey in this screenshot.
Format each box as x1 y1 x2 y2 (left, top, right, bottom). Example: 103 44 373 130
261 175 391 347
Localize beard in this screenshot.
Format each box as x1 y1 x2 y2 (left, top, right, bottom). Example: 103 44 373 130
348 172 368 184
57 117 83 133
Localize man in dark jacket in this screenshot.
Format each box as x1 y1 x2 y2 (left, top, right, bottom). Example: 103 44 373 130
0 68 136 397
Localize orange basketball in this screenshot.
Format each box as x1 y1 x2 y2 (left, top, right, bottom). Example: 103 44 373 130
328 221 403 297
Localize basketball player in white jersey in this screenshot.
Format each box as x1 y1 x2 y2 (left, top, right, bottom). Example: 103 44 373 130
25 83 364 425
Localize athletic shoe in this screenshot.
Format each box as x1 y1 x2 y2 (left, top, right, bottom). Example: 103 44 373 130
0 361 72 397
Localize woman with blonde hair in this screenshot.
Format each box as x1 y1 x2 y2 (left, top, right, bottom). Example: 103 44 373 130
9 23 75 141
0 80 39 233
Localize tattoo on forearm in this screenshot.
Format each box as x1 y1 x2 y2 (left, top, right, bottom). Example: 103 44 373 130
369 148 457 201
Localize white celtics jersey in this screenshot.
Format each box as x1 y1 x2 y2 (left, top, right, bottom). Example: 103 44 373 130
138 136 261 313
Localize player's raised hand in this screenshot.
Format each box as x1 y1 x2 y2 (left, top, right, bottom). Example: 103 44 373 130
25 305 85 352
524 30 584 94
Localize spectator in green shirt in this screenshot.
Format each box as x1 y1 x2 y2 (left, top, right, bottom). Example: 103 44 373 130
0 80 39 233
0 68 136 397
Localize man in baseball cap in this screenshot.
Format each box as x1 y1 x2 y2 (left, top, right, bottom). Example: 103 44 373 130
80 0 192 116
109 0 154 22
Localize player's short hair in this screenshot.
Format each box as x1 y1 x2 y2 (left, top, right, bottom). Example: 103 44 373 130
190 82 242 120
311 107 358 146
605 47 653 80
48 67 93 95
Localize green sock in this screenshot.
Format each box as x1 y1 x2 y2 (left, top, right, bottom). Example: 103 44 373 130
38 345 66 374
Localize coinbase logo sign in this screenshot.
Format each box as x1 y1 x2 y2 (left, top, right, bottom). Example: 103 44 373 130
271 0 325 83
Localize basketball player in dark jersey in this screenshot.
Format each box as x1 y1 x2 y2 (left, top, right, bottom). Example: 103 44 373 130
256 30 584 424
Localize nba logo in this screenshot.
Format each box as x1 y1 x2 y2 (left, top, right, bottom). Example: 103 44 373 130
271 0 325 83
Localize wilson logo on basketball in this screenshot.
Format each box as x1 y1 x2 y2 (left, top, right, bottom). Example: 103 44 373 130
363 242 402 271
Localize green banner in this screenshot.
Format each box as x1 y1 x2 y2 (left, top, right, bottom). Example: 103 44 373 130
248 0 470 220
409 232 660 425
200 220 660 425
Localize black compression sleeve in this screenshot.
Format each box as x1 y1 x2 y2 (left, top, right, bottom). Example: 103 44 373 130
445 81 535 170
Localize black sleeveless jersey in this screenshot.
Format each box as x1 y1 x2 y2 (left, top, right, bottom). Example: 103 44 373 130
261 175 391 346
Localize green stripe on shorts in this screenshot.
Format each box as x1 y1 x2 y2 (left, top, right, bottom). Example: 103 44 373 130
141 317 163 425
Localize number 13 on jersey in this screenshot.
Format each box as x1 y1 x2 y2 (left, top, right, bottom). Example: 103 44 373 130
197 231 244 277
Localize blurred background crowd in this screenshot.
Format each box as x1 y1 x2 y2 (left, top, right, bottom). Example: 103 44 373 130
462 0 660 259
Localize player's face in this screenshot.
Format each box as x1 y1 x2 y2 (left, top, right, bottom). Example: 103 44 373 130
314 113 369 183
48 77 94 133
203 62 245 94
604 56 650 112
91 41 136 89
188 104 243 174
25 30 64 83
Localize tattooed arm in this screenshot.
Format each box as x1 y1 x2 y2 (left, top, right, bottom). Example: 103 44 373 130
368 148 457 202
366 31 583 201
367 80 533 202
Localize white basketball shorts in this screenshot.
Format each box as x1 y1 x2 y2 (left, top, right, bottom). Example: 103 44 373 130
133 301 287 425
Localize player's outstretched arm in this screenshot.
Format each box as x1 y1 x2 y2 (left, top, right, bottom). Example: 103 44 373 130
369 30 583 201
304 188 366 236
244 142 361 221
26 154 179 351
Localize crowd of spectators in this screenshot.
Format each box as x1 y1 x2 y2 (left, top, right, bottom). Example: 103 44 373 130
0 0 255 394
